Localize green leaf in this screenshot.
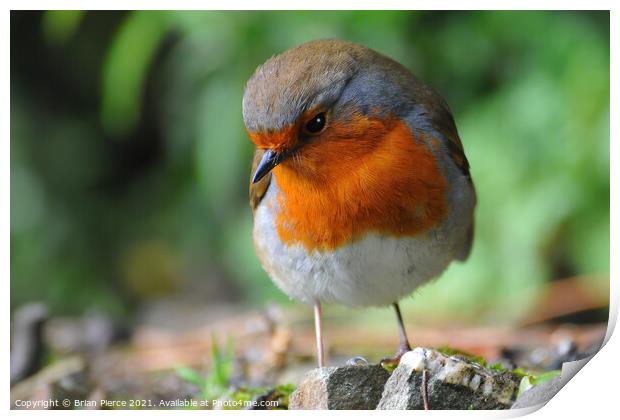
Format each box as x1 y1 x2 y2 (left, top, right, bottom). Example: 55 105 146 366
101 11 169 137
518 376 534 397
41 10 84 45
517 370 561 397
530 370 561 385
175 366 206 387
487 362 507 372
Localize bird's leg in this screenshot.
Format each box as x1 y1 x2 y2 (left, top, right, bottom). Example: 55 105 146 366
380 302 412 367
394 302 412 356
314 302 325 368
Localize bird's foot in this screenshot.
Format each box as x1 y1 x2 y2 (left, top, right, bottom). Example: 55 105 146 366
380 343 412 371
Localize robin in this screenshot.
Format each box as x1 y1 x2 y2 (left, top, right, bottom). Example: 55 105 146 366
243 39 476 367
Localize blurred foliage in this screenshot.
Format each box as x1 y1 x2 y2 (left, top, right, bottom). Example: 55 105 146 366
175 336 294 409
10 11 609 323
176 335 234 401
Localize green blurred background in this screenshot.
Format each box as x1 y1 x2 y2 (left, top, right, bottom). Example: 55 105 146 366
10 11 609 326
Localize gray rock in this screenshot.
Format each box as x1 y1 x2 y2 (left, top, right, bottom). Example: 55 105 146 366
289 364 390 410
377 348 521 410
11 303 48 385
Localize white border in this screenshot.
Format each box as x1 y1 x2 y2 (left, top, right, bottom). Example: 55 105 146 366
4 3 617 420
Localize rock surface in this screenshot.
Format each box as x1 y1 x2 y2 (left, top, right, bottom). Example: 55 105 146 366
377 348 521 410
289 364 390 410
289 348 526 410
10 303 49 385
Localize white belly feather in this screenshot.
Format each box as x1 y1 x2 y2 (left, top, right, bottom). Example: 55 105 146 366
253 171 474 307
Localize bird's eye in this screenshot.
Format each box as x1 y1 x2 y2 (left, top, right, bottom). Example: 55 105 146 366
304 112 326 134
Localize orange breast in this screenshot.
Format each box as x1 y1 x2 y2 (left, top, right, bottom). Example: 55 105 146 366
272 115 447 252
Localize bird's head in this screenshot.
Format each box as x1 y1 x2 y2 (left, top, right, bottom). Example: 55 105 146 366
242 39 421 184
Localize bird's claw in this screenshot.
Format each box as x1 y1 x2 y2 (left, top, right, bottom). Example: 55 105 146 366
380 343 412 371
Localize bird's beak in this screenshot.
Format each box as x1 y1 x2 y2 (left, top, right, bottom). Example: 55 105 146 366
252 149 284 184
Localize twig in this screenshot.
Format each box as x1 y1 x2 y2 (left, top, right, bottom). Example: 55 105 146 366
421 369 430 410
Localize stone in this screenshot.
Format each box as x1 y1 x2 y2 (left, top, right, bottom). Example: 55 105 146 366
289 364 390 410
10 303 48 385
377 348 521 410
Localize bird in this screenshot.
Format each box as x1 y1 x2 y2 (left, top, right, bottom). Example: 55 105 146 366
243 39 476 368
